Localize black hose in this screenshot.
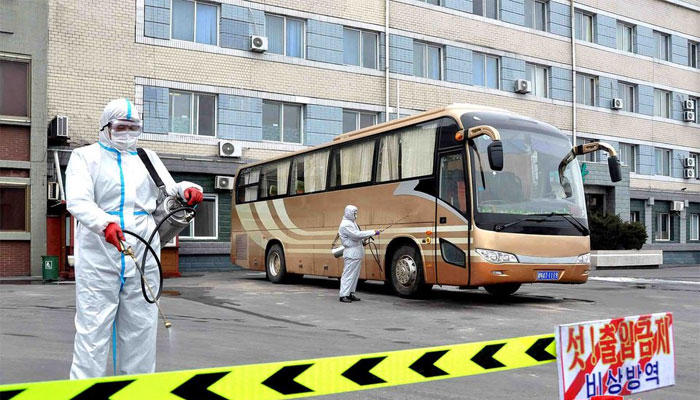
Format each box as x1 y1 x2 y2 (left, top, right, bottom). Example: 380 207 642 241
125 206 196 303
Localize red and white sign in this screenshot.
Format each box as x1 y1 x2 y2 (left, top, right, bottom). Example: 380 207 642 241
556 312 675 400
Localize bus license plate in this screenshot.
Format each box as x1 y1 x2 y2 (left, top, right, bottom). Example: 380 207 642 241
537 271 559 281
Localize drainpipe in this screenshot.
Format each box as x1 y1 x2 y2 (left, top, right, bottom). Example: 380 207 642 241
385 0 390 118
570 0 577 146
396 79 400 119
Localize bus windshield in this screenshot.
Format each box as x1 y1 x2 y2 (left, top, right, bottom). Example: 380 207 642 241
470 128 587 221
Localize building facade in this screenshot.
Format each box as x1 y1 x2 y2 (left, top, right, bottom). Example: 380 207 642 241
1 0 698 275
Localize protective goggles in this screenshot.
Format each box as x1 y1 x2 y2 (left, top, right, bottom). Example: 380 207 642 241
104 119 142 137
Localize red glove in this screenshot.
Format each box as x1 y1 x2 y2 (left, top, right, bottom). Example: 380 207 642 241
184 187 203 206
104 222 125 251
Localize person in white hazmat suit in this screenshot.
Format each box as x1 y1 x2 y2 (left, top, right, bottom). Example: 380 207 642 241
338 205 380 303
66 99 203 379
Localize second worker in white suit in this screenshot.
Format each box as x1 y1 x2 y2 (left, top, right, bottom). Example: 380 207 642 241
338 205 379 303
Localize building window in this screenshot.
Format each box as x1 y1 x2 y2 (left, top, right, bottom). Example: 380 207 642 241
266 14 304 58
342 110 377 133
0 185 29 232
473 53 499 89
473 0 499 20
0 59 30 119
171 0 218 45
653 31 669 61
343 28 378 69
653 89 670 118
655 213 670 241
655 148 671 176
692 97 700 124
168 91 216 136
413 42 442 80
617 82 636 112
691 153 699 179
526 63 548 97
576 138 598 162
574 10 594 42
419 0 442 5
619 143 637 173
262 101 303 143
576 74 596 106
616 22 635 53
630 211 640 223
525 0 548 31
691 214 699 241
689 41 699 68
180 194 217 239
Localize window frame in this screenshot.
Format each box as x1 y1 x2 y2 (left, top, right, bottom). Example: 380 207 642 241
616 21 635 53
689 41 699 68
653 30 670 61
473 0 500 20
690 153 699 180
265 14 306 58
0 57 31 121
617 82 636 112
170 0 219 45
654 148 671 176
653 89 671 118
526 63 549 98
342 27 378 69
473 52 500 89
619 143 637 173
630 211 640 223
574 10 594 43
413 41 443 80
525 0 548 32
179 193 218 240
655 212 670 241
342 110 378 133
575 73 596 106
168 90 217 136
0 183 30 232
262 100 304 144
690 214 699 241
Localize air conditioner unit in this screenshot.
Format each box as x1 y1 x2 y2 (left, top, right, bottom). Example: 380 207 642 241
671 201 685 212
684 168 696 179
215 175 235 190
611 98 623 110
48 116 68 138
250 35 268 52
514 79 531 94
219 140 242 158
684 157 696 168
48 182 60 201
683 111 695 122
682 99 695 110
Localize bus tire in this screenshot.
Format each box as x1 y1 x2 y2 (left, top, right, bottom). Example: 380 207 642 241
484 283 521 297
389 245 431 298
266 244 288 284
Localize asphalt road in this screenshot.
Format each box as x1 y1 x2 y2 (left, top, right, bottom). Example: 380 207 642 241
1 266 698 399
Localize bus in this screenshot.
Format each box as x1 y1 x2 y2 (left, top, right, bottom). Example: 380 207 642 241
230 104 621 297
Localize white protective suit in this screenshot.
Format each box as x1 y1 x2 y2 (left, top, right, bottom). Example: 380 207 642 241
338 205 376 298
66 99 202 379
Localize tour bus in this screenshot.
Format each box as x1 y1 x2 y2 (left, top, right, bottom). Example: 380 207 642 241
230 104 621 297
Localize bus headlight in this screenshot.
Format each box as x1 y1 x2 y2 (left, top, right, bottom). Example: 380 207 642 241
475 249 519 264
577 253 591 264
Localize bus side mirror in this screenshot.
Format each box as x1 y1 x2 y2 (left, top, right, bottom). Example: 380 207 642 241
608 155 622 182
487 141 504 171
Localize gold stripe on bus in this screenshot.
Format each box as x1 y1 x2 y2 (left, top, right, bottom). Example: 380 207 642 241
235 204 266 248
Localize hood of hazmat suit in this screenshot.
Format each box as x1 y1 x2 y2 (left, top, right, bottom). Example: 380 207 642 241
65 98 202 379
338 205 375 260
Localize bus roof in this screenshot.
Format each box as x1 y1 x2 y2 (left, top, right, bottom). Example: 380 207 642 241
239 103 516 171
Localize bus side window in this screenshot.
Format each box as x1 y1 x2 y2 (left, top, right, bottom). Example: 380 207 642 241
292 151 329 194
438 117 461 149
329 141 375 188
439 153 467 214
258 161 290 199
236 168 260 203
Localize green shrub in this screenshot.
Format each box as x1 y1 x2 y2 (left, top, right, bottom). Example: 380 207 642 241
589 213 647 250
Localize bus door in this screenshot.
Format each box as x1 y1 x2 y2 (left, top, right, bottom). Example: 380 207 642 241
435 150 470 285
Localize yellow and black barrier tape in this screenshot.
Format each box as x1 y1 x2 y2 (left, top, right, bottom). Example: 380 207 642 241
0 333 556 400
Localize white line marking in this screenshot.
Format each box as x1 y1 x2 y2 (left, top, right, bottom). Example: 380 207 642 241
589 277 700 286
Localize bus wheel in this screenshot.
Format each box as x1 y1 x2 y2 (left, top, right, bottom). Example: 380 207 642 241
266 244 287 284
484 283 521 297
389 245 431 298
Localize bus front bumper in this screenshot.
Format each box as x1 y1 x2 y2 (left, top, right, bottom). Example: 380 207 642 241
469 262 591 286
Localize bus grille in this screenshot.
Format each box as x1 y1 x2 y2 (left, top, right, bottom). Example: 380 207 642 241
235 234 248 260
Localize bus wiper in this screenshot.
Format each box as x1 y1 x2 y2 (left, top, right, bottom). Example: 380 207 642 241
543 212 590 235
494 216 547 232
